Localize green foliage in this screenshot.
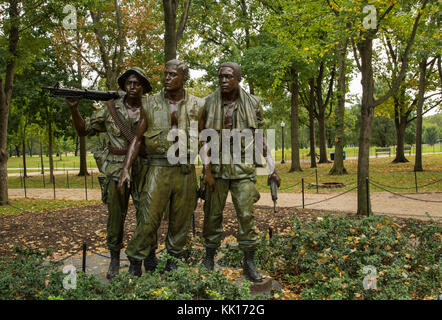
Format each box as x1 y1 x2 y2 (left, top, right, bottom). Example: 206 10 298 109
266 215 441 300
423 126 439 145
0 248 251 300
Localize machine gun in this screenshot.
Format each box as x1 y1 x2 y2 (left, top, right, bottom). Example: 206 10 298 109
41 83 123 101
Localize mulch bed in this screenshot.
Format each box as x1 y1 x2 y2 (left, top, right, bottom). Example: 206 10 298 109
0 201 339 259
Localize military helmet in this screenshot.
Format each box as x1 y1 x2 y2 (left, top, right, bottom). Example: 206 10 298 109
118 67 152 94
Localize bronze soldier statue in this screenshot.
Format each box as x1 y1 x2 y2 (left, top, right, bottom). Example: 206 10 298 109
66 67 153 280
200 62 281 282
118 60 204 276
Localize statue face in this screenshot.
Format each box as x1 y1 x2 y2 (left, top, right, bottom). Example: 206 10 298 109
125 74 144 99
218 67 239 94
164 64 185 92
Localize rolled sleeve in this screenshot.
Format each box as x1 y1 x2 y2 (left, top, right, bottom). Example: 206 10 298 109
85 107 107 136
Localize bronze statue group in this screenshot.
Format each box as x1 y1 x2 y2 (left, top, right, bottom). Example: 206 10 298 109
66 60 281 283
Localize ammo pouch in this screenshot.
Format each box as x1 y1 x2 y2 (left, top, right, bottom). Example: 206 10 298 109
93 149 108 174
143 129 172 155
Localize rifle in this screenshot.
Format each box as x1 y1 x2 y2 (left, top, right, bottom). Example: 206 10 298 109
41 83 123 101
268 178 279 239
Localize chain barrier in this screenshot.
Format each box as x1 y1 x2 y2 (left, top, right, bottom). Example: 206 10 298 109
370 178 442 190
296 186 358 208
369 181 442 203
54 246 84 263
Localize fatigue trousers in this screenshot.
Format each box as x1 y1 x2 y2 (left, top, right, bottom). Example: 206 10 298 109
125 165 197 261
103 159 148 252
202 178 260 250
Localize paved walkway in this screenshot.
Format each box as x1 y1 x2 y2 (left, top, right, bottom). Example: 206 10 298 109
8 188 442 221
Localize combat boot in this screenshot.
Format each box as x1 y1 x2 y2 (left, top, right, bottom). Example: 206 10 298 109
242 250 262 283
144 250 158 272
202 247 217 270
128 257 142 277
106 250 120 280
165 252 182 272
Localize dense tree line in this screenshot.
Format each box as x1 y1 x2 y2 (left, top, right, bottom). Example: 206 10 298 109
1 0 440 214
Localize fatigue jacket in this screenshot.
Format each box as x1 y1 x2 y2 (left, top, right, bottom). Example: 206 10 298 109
203 87 265 180
85 96 145 179
142 89 204 160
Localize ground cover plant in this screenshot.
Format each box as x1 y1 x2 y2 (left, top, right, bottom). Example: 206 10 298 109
0 201 440 300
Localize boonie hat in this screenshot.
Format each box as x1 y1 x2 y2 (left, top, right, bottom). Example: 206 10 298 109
118 67 152 94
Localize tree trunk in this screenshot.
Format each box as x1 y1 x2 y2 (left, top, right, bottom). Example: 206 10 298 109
289 65 302 172
46 105 55 184
15 145 20 157
75 135 79 156
163 0 191 62
414 59 427 172
308 78 317 168
40 141 44 174
330 38 349 175
317 111 329 163
78 135 89 176
356 38 375 216
0 1 20 205
76 43 88 177
163 0 178 62
393 111 409 163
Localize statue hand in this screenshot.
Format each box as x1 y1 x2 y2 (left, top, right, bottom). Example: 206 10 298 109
268 170 281 188
118 169 131 194
66 98 80 109
203 171 216 193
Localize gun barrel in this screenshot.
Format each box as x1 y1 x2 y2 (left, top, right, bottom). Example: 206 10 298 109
40 86 122 101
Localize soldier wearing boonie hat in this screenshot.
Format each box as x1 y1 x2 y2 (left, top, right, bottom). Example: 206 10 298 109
66 67 154 280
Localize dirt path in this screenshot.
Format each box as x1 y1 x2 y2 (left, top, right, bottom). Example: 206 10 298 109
8 188 442 221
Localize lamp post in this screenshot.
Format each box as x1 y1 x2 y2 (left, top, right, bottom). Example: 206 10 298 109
281 121 286 164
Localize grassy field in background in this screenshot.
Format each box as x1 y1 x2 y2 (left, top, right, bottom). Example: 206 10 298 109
253 153 442 193
0 198 100 215
7 144 441 170
7 154 442 194
272 145 442 162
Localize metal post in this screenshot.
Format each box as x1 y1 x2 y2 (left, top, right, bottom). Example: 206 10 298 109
66 170 70 189
42 171 45 188
23 173 27 198
366 177 370 216
53 174 56 200
82 242 87 273
84 174 88 200
315 168 319 193
91 170 94 188
192 213 195 237
302 178 305 209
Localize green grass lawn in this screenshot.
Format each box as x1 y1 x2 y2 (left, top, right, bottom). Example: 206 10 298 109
272 145 442 162
0 198 100 215
8 154 442 194
254 153 442 193
7 154 97 169
7 144 441 169
8 171 103 189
